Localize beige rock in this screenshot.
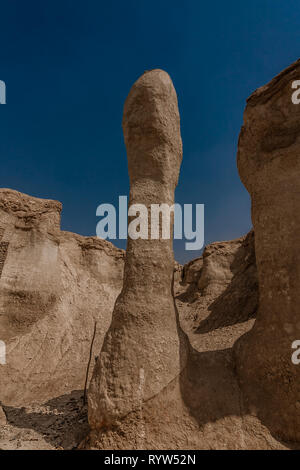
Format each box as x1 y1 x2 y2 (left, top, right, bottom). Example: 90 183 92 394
83 71 288 451
197 232 257 330
83 242 286 450
1 64 297 449
182 257 203 286
234 59 300 442
198 237 248 295
0 405 6 426
174 261 183 285
176 231 258 354
0 188 124 406
88 69 188 430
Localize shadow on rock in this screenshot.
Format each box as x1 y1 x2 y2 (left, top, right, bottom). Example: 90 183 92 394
3 390 89 449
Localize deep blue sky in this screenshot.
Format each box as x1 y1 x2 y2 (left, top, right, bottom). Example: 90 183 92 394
0 1 299 263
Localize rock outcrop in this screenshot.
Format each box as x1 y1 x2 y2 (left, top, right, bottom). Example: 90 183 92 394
2 61 300 450
0 188 124 406
83 71 287 451
179 231 258 337
0 406 6 426
88 69 188 431
235 59 300 442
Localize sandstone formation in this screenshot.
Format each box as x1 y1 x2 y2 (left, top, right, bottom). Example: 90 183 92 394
0 188 124 406
2 61 300 450
83 71 290 451
179 231 258 339
0 186 289 449
235 59 300 442
0 406 6 426
88 69 189 430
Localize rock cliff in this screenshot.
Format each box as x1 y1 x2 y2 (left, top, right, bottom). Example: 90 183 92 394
0 188 124 406
235 58 300 442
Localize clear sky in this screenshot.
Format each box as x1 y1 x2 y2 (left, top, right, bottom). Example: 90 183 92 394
0 1 299 263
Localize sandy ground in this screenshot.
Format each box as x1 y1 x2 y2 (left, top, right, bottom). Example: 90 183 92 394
0 390 88 450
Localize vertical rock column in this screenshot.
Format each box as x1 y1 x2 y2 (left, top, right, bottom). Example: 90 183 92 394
88 70 187 429
235 59 300 442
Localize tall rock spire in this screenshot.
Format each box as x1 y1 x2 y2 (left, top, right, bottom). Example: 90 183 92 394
88 69 188 430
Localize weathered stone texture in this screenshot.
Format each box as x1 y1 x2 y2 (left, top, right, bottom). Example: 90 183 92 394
88 70 188 430
235 59 300 442
0 188 124 406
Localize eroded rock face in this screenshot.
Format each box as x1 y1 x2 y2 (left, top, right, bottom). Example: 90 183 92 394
0 189 124 406
185 232 258 333
0 405 6 426
88 69 188 430
176 231 258 355
0 189 62 342
235 59 300 441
